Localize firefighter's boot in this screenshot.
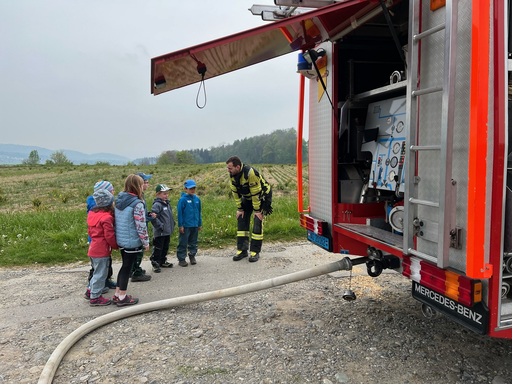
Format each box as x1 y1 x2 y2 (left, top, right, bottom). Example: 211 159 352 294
233 250 248 261
249 251 260 262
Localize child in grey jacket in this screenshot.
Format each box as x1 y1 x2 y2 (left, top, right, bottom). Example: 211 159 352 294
149 184 176 273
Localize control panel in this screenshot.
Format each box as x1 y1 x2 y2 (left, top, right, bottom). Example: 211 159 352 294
361 97 407 193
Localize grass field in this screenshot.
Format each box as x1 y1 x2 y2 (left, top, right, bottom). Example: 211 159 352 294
0 163 309 267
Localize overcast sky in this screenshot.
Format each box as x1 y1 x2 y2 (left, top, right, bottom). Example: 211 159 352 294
0 0 309 160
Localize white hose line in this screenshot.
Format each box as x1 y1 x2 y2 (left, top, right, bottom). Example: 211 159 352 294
38 258 353 384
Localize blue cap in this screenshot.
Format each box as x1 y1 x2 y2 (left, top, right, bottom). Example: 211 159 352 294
135 172 152 180
184 180 196 188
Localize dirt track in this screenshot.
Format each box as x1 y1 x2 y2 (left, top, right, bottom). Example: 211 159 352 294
1 243 512 383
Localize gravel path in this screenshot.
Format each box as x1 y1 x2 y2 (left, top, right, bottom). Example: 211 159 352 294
1 242 512 384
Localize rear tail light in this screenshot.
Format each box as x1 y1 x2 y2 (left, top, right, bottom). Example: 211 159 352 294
444 270 459 301
402 255 481 307
300 214 327 236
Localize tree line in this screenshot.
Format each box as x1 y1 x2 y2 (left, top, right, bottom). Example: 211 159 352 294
22 128 309 166
156 128 308 165
21 150 111 167
22 150 73 166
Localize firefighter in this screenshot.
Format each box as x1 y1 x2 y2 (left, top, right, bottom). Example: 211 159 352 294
226 156 273 262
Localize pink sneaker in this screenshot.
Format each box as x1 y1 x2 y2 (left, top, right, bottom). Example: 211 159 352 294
89 296 111 306
84 287 109 300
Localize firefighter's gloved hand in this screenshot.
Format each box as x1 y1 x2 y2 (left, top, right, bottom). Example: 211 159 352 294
261 195 273 216
261 202 273 216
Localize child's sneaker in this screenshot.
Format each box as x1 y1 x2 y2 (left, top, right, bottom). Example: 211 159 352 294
131 274 151 282
178 260 188 267
112 295 120 304
116 295 139 307
89 296 111 306
105 279 117 289
161 260 173 268
129 269 146 278
85 287 109 299
152 264 162 273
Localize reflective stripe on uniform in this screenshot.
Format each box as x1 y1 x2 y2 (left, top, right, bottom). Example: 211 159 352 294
251 233 263 241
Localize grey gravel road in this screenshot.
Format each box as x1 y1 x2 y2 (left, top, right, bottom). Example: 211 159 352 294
0 242 343 329
1 242 512 384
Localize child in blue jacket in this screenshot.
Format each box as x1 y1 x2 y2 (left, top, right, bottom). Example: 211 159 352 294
176 180 202 266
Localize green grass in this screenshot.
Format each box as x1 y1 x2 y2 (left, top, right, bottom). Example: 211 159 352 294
0 164 309 267
0 210 90 265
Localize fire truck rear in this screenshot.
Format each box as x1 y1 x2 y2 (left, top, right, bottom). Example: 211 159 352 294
296 0 511 339
150 0 512 339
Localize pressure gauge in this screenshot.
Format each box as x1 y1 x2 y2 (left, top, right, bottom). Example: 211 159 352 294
390 156 399 168
396 121 404 133
388 170 396 182
393 142 401 154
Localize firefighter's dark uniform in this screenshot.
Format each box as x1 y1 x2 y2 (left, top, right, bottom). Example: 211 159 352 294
229 164 272 260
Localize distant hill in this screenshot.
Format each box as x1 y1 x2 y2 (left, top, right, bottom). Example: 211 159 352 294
0 144 130 165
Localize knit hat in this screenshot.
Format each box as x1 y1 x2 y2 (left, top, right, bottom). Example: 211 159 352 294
156 184 172 193
93 180 114 193
184 180 196 188
93 189 114 208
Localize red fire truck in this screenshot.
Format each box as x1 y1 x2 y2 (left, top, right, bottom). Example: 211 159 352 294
150 0 512 339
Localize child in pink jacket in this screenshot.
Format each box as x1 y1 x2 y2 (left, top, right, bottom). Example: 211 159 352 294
86 189 119 306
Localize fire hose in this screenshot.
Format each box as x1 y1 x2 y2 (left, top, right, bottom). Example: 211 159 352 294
502 282 511 299
38 256 365 384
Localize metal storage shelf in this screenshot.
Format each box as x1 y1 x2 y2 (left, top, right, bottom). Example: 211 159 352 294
334 223 403 252
351 80 407 101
